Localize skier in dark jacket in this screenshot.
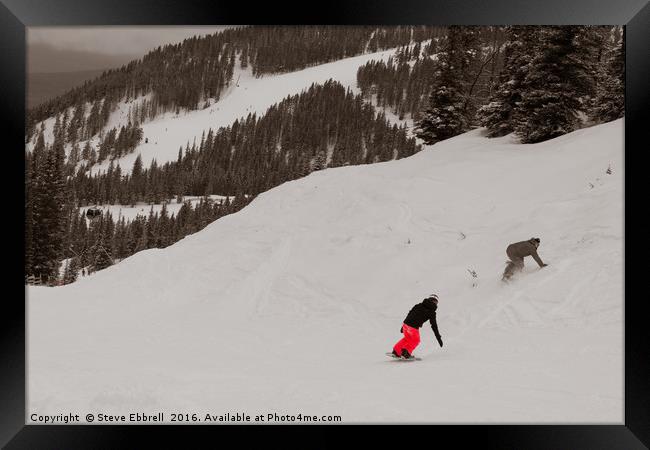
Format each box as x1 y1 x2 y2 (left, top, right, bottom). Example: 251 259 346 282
502 237 548 281
391 294 443 359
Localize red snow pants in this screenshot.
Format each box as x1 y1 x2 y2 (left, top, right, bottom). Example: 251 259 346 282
393 323 420 355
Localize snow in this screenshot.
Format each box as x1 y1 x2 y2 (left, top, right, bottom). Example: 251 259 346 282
28 119 623 423
103 93 153 132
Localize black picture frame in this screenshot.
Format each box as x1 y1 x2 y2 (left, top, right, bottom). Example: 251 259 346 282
2 0 648 447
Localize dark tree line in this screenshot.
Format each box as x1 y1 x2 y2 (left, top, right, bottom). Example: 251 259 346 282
57 194 253 285
66 80 419 206
246 25 443 76
26 80 420 284
476 26 623 143
25 129 70 284
26 25 445 144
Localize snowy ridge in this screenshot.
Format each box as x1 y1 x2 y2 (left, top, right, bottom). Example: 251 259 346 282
28 119 623 422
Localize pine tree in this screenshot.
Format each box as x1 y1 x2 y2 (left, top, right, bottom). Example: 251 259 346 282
312 149 327 171
63 257 80 284
81 141 92 161
92 231 113 271
591 29 624 123
514 26 595 143
416 27 469 144
25 150 36 278
131 154 144 200
86 101 101 138
477 26 538 137
88 147 97 165
158 203 170 247
31 136 67 284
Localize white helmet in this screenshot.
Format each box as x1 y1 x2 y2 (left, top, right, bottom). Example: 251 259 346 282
425 293 439 305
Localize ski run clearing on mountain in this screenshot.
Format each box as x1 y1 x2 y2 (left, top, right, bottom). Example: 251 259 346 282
28 118 623 423
27 47 405 176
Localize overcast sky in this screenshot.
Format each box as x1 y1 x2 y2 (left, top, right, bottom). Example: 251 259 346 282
27 26 239 73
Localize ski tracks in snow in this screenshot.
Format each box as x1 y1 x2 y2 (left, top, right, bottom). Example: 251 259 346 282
218 236 294 316
473 259 574 331
457 246 620 340
251 237 293 316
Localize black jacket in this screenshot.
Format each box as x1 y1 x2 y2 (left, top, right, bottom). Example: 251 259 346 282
403 298 441 339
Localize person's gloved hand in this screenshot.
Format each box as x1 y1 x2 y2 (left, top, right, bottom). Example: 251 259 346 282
400 326 403 333
436 335 443 347
541 263 549 267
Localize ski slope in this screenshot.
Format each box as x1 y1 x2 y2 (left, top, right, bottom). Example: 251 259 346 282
28 119 624 423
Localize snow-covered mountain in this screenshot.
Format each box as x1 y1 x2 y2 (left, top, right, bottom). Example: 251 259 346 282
28 118 623 423
26 47 401 176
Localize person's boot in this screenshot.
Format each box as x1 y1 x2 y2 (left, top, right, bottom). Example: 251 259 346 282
391 349 401 358
401 348 414 359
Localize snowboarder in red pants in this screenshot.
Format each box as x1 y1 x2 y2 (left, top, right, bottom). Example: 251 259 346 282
391 294 443 359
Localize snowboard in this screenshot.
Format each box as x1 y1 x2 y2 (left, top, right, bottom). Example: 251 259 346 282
385 352 421 361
